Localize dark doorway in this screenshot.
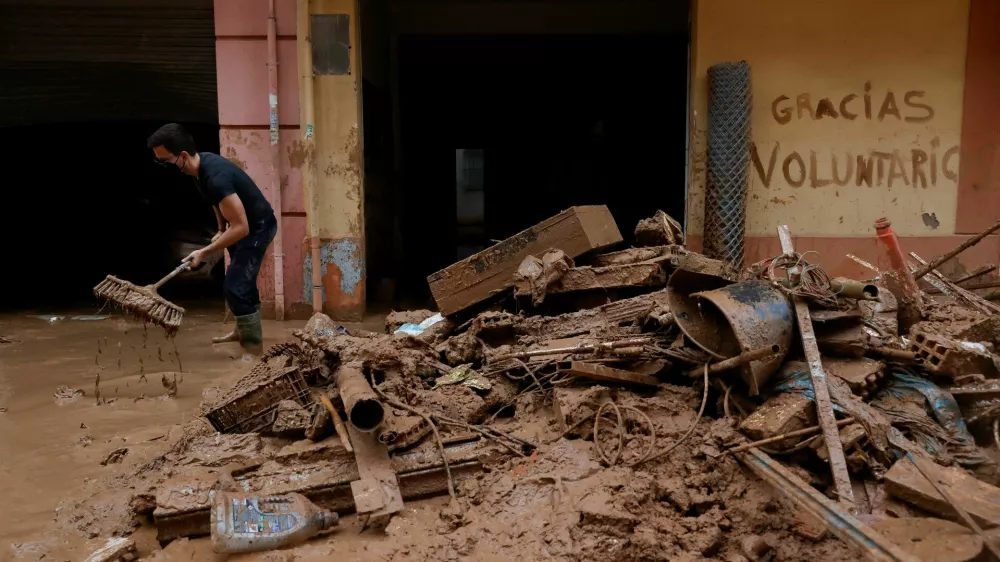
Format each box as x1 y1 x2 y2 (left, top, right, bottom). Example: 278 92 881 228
0 122 223 310
393 32 690 303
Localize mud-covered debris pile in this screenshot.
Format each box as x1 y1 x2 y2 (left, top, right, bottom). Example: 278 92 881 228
64 207 1000 561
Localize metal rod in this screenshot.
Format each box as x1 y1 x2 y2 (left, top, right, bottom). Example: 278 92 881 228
913 218 1000 280
779 224 854 506
491 338 653 362
685 344 780 377
867 347 922 363
727 418 856 454
267 0 285 320
736 447 919 562
297 0 322 314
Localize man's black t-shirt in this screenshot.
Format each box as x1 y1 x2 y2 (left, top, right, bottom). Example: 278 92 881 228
197 152 275 232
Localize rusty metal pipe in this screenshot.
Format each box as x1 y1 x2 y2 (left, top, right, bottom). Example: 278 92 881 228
297 0 322 314
267 0 285 320
830 278 879 300
490 337 652 363
777 278 879 300
867 347 922 364
336 367 384 432
685 344 780 377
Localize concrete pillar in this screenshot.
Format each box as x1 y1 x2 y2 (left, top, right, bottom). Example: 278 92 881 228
302 0 366 321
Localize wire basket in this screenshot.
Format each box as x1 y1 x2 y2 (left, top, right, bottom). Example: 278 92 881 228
205 366 312 434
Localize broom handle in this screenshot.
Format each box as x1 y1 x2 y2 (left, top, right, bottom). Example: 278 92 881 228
151 263 192 291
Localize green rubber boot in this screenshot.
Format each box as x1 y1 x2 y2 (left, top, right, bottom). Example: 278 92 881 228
236 311 264 356
213 305 260 344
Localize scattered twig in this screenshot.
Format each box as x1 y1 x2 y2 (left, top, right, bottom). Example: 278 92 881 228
726 417 856 455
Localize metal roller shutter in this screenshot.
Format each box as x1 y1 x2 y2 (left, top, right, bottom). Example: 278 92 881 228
0 0 217 126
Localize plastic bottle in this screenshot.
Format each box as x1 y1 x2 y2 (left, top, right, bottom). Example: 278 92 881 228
210 491 339 554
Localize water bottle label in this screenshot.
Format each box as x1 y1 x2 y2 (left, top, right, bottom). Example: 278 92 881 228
231 497 298 536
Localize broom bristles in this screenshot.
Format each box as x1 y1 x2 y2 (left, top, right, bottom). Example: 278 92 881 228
93 274 185 335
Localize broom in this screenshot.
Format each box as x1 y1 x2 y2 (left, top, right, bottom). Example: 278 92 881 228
93 263 192 336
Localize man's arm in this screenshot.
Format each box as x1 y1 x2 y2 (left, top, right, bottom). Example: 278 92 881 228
211 205 227 242
184 193 250 267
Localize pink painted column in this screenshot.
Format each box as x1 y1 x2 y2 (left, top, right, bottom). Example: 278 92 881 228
214 0 311 318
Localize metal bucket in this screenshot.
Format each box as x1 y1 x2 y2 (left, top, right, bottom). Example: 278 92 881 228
668 270 793 395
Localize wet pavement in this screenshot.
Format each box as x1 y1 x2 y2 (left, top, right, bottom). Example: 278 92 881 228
0 304 384 555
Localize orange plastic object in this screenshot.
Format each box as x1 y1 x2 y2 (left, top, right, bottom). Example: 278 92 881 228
874 218 922 302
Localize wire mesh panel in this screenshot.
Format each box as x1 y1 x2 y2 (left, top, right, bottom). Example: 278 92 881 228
704 61 752 267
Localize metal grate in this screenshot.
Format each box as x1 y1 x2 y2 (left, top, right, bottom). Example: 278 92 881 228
704 61 752 268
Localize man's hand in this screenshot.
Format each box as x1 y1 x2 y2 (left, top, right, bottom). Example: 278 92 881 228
184 248 207 269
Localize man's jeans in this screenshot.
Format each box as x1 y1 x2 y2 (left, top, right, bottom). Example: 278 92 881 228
225 216 277 316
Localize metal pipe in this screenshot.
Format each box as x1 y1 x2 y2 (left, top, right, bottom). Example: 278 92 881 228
684 344 780 377
830 278 879 300
297 0 322 314
267 0 285 320
490 338 653 363
726 417 856 454
867 347 922 363
913 218 1000 280
736 447 920 562
336 367 385 432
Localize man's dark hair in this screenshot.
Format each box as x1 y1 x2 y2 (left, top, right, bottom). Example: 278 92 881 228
147 123 198 156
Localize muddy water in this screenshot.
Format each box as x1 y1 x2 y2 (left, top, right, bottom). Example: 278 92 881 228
0 306 385 558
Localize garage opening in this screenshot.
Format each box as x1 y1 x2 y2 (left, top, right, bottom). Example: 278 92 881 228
0 0 222 311
360 0 692 308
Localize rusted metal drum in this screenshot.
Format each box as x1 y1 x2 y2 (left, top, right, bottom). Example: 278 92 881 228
668 270 793 395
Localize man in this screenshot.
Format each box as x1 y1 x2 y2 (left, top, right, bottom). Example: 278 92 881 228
148 123 276 355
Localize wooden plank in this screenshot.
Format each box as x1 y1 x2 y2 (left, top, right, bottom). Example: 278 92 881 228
778 225 855 507
910 252 1000 315
427 206 623 316
886 456 1000 529
347 425 404 519
587 246 680 267
514 262 666 296
557 360 660 387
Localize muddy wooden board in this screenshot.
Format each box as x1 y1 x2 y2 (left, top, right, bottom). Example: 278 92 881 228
427 206 623 316
347 425 404 518
514 262 667 296
885 456 1000 529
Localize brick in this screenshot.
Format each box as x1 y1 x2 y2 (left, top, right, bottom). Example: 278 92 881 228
738 393 816 449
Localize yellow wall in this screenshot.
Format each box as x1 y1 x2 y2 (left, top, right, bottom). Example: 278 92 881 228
312 0 364 239
689 0 970 238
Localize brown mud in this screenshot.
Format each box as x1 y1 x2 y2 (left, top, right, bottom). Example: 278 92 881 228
1 308 857 562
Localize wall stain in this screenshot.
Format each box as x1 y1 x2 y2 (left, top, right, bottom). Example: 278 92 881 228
921 212 940 229
222 145 248 171
302 238 364 303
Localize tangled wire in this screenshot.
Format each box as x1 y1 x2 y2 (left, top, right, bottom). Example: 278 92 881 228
756 251 840 308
